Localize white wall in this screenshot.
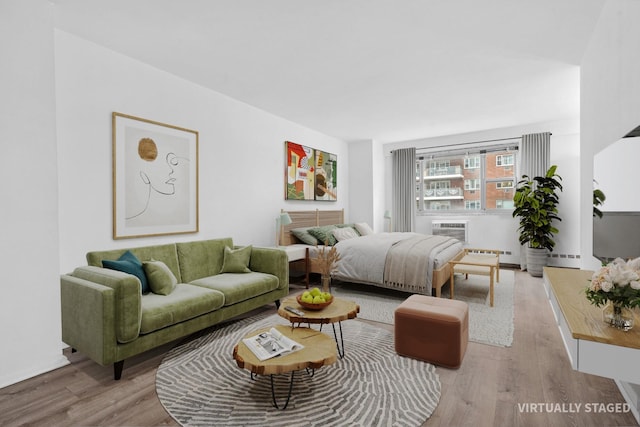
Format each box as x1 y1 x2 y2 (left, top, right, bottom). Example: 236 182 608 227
348 139 386 231
383 119 581 267
580 0 640 270
0 1 68 388
55 30 349 273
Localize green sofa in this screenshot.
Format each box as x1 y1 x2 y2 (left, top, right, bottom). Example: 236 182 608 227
60 238 288 380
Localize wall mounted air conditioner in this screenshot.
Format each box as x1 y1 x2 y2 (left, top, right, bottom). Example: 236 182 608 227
431 220 469 243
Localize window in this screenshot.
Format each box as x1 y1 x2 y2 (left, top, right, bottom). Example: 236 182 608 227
416 146 517 213
465 179 480 190
496 154 514 167
464 156 480 169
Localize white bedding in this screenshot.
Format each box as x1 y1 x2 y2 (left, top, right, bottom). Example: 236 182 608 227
330 232 463 293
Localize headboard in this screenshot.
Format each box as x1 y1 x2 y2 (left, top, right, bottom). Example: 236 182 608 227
280 209 345 246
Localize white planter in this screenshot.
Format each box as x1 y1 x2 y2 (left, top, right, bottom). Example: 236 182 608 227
526 247 548 277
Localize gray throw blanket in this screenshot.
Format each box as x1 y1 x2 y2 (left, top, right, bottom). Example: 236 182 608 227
383 234 455 294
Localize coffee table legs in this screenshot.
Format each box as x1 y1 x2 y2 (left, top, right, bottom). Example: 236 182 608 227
250 369 317 410
270 372 295 410
319 321 346 359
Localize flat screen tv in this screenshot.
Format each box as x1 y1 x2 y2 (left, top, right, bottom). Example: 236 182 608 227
593 211 640 263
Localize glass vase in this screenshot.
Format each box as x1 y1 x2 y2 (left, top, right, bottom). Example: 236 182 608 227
602 301 635 331
321 275 331 293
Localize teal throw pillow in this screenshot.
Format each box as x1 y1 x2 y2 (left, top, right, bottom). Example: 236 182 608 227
220 245 252 273
143 260 178 295
103 250 150 294
308 225 338 246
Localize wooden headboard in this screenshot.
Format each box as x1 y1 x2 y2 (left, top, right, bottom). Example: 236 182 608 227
280 209 345 246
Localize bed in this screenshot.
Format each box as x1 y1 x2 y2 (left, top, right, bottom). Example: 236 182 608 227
280 209 464 297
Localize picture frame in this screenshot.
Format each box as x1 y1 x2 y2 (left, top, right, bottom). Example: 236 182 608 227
314 150 337 201
285 141 315 200
112 112 199 239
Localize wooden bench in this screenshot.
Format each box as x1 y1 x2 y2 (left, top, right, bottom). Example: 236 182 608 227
448 248 500 307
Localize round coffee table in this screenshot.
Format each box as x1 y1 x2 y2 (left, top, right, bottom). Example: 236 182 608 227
232 324 336 410
278 295 359 358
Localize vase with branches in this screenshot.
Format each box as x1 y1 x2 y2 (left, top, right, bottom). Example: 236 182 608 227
316 243 341 292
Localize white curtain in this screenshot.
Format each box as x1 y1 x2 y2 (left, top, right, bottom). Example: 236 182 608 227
392 147 416 232
518 132 551 269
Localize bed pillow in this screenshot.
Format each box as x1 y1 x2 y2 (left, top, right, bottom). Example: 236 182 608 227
102 250 150 294
308 225 338 246
291 227 319 245
355 222 375 236
220 245 252 273
332 226 359 242
143 260 178 295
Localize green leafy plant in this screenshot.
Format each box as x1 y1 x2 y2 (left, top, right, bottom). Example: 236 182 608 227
512 165 563 252
593 186 606 218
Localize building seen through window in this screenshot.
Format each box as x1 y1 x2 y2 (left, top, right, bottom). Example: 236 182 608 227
415 146 517 212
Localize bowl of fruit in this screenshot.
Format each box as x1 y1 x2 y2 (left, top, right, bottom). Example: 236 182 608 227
297 287 333 310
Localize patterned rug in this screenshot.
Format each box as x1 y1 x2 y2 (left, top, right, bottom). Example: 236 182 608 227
332 269 515 347
156 312 440 427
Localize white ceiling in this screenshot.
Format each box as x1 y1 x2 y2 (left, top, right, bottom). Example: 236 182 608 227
51 0 605 143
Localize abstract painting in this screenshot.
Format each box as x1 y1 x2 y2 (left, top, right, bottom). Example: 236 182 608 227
314 150 337 201
112 112 199 239
285 141 315 200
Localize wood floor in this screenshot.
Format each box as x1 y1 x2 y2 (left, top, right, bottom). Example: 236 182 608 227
1 270 638 427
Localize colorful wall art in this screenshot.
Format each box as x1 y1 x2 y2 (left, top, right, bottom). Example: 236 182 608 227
285 141 337 201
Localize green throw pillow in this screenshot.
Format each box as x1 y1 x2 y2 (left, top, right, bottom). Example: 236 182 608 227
308 225 338 246
143 260 178 295
220 245 252 273
102 250 150 294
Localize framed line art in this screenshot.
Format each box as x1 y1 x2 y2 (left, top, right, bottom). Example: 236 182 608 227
112 112 199 239
314 150 337 201
285 141 315 200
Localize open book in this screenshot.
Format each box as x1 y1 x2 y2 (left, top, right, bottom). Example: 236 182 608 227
243 327 304 361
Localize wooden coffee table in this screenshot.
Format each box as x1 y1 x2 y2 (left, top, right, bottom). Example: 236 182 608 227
232 324 336 410
278 295 359 358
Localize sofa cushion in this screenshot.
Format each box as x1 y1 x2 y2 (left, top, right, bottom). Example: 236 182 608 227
87 243 182 283
139 284 224 335
102 250 150 294
220 245 252 273
143 260 178 295
190 272 279 306
176 238 233 283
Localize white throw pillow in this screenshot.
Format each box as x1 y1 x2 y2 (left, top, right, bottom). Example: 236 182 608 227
332 227 359 242
355 222 375 236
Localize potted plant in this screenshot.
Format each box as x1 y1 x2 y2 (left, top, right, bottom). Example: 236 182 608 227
512 165 563 277
593 182 606 218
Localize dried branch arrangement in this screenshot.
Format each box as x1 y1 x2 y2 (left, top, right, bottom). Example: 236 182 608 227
316 243 341 277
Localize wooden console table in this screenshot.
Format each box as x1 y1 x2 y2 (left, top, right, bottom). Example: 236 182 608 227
543 267 640 422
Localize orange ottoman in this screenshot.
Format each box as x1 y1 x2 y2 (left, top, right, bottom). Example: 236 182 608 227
394 294 469 368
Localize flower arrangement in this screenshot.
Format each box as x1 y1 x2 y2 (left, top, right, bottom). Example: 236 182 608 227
585 257 640 309
316 243 341 278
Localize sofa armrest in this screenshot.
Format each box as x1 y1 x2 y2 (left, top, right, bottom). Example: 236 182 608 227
60 274 118 366
67 266 142 344
248 247 289 290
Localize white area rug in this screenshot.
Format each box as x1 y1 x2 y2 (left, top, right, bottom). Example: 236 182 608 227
331 269 515 347
157 312 441 427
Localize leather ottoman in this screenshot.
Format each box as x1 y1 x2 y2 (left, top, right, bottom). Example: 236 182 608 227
394 294 469 368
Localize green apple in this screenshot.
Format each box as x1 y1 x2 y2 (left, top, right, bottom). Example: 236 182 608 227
322 292 332 301
301 293 314 303
310 287 322 297
302 291 311 298
312 295 325 304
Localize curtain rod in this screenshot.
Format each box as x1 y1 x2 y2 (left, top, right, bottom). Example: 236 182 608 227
415 136 522 152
